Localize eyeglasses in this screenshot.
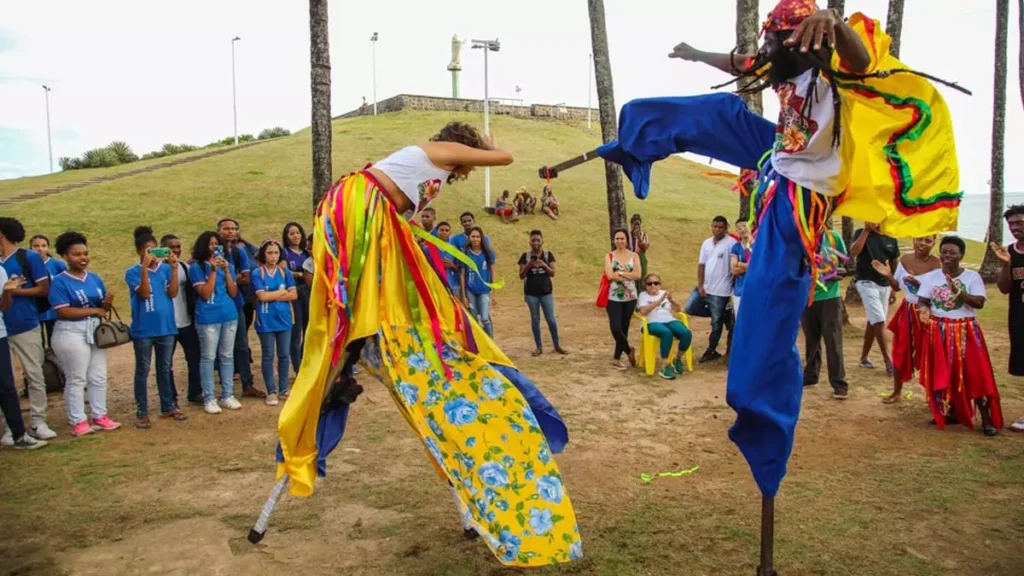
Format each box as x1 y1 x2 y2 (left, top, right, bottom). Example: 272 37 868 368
646 281 660 286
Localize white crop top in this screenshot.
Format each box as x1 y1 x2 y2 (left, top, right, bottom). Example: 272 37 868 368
373 146 451 218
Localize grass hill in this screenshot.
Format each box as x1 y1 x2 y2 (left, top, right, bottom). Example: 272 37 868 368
4 110 996 321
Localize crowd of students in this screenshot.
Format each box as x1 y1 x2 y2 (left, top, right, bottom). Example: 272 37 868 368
0 216 315 446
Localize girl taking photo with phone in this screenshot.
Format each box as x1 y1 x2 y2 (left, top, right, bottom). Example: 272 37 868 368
188 231 240 415
252 240 296 406
126 226 185 429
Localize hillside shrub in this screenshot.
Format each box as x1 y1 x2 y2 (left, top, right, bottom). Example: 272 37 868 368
258 127 290 140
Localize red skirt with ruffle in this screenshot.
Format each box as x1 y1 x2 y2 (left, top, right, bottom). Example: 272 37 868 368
887 299 925 384
918 317 1003 431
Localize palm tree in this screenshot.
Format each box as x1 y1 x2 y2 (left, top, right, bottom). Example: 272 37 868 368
981 0 1009 281
587 0 627 242
885 0 904 58
310 0 333 211
736 0 761 221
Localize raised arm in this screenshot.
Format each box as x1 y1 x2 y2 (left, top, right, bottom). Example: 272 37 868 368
423 139 513 170
669 41 755 75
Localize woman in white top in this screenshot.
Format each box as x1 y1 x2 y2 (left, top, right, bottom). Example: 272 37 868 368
871 235 941 403
276 122 583 565
604 229 642 370
916 236 1002 436
636 273 691 380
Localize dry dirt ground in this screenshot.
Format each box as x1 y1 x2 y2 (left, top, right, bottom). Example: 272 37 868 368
2 298 1022 576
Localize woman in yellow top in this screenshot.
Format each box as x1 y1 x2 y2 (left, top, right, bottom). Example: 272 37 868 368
274 122 581 566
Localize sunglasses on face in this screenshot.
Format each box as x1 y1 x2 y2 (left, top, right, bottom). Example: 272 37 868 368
646 281 660 286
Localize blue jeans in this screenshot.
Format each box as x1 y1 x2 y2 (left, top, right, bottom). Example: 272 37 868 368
467 291 492 337
646 320 692 359
685 289 729 353
258 330 292 394
133 335 176 417
524 294 560 349
197 321 238 403
290 285 310 374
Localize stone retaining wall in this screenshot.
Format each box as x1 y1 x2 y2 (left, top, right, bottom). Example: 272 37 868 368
336 94 597 123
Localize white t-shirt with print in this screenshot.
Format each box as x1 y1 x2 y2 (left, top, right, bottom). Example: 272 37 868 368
771 68 841 195
699 236 737 298
918 269 986 319
170 261 191 329
638 290 676 324
893 265 942 306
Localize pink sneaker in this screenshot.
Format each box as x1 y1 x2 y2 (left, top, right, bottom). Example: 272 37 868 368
91 415 121 431
71 421 94 437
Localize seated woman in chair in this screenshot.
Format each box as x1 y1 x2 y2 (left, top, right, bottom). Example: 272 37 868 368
636 273 692 380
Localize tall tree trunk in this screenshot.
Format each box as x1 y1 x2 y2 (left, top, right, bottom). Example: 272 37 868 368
981 0 1010 281
310 0 333 211
1019 0 1024 110
885 0 905 58
736 0 762 221
587 0 627 243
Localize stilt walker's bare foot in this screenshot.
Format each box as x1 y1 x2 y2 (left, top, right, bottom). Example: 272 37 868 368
882 392 902 404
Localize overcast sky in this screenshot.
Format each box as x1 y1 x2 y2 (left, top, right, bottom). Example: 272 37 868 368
1 0 1020 196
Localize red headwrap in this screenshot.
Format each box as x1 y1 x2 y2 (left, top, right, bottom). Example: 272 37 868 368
761 0 820 35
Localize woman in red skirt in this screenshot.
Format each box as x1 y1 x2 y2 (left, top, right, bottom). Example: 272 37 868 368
872 236 941 403
916 236 1002 436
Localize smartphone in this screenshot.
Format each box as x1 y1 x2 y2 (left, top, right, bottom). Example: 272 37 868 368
147 247 171 258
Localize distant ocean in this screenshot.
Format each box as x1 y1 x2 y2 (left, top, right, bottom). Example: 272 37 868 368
955 192 1023 243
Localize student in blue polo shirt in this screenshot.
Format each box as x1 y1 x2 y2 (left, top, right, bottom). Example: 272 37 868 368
281 222 311 374
217 218 264 398
0 217 57 440
251 240 296 406
126 226 184 429
49 231 121 437
459 226 496 338
30 234 67 347
435 222 461 293
188 231 241 415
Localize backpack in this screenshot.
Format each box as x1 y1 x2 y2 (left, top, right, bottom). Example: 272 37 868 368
14 249 50 314
22 340 66 396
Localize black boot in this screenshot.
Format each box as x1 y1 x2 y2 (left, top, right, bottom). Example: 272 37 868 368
978 399 998 436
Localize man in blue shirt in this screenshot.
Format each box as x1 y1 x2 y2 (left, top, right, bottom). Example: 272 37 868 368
0 218 57 440
450 212 492 253
217 218 264 398
729 219 751 316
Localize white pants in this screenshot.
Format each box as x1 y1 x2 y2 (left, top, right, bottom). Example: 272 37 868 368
854 281 891 325
51 320 108 425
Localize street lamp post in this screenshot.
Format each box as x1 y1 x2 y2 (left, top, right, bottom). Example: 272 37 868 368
471 38 500 207
42 85 53 173
232 36 241 145
371 32 378 115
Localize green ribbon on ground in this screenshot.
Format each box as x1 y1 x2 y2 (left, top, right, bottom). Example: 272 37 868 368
640 465 700 483
410 225 505 290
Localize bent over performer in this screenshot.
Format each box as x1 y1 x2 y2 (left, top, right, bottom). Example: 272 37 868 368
274 123 581 566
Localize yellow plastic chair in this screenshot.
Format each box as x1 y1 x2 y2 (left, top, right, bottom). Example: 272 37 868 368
634 312 694 376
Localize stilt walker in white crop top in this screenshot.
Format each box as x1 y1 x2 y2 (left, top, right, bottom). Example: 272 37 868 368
270 121 587 567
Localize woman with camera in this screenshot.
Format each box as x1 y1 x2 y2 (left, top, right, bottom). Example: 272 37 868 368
188 232 240 415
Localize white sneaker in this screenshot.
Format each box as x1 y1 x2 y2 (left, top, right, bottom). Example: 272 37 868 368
204 400 222 414
13 435 47 450
265 393 279 406
1 428 13 447
30 423 58 440
1010 415 1024 432
219 396 242 410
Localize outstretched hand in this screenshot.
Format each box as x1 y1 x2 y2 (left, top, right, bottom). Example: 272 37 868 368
784 8 841 53
668 41 701 61
870 259 892 278
989 242 1011 264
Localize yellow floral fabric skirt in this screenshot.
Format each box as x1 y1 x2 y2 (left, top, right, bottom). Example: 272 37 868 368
276 171 581 566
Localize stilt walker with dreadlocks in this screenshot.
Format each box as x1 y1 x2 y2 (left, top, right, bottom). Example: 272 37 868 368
538 1 965 571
